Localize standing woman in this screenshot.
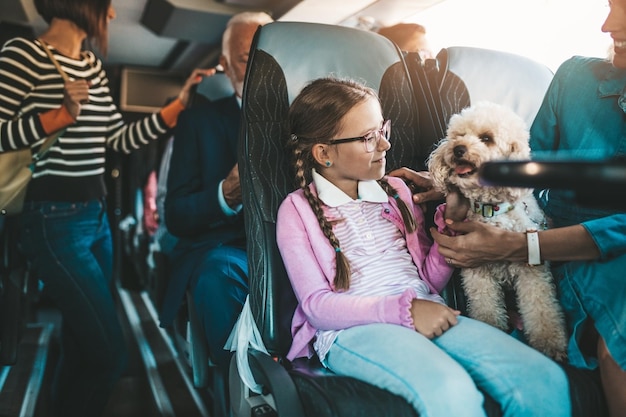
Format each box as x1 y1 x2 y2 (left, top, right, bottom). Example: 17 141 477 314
0 0 210 415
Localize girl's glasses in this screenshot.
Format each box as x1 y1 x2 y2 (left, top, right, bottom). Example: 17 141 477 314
330 119 391 153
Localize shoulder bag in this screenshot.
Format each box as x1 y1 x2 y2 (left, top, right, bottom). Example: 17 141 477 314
0 39 69 216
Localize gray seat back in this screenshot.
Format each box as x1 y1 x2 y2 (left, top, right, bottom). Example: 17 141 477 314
438 46 554 126
239 21 420 355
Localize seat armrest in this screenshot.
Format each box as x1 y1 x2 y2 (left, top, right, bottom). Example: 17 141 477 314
248 349 306 415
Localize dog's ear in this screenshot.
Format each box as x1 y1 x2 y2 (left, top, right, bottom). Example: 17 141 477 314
427 139 449 194
509 136 531 159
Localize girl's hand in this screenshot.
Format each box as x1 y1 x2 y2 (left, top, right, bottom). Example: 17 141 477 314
410 299 460 338
178 68 217 107
63 79 90 120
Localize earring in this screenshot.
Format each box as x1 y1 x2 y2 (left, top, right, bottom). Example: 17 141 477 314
325 161 332 167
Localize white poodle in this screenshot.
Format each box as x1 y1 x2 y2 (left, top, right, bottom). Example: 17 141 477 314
428 101 567 361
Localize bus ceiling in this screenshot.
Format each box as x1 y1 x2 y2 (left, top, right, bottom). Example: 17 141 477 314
1 0 446 71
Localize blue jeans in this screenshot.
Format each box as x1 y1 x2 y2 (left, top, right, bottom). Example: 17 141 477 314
324 317 571 417
189 245 248 370
557 256 626 370
19 199 128 417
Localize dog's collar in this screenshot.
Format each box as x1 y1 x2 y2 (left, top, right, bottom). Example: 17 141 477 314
471 201 514 218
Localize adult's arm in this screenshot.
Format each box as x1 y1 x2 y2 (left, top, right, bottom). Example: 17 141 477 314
165 106 237 237
431 219 602 268
0 38 80 151
105 68 213 154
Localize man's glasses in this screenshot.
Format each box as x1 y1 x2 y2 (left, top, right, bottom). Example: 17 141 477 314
330 119 391 153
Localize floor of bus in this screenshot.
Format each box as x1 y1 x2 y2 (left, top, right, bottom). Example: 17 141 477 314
0 278 217 417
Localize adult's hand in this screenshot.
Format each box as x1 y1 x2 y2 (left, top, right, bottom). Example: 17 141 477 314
178 68 218 107
63 79 90 120
387 167 444 205
430 220 525 268
223 163 242 208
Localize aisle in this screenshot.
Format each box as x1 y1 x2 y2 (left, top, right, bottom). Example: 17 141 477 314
105 287 210 417
0 287 215 417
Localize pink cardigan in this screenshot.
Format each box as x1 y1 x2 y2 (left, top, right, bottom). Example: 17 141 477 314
276 176 453 361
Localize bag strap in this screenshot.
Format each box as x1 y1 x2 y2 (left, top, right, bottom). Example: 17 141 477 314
38 39 70 83
33 39 71 161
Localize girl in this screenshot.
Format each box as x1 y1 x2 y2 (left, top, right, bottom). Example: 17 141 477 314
276 77 571 417
0 1 211 415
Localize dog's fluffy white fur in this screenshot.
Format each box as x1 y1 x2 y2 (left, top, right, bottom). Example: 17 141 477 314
428 101 567 360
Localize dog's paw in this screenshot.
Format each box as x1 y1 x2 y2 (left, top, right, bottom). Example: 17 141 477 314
531 339 568 362
545 348 568 363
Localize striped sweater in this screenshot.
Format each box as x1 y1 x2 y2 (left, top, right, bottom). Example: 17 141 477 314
0 37 174 202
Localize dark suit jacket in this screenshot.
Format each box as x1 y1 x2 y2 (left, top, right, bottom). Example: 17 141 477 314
159 94 246 327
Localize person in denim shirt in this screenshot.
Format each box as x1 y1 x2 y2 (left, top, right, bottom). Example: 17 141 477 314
394 2 626 416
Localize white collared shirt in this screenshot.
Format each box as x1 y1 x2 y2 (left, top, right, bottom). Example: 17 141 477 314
313 168 388 207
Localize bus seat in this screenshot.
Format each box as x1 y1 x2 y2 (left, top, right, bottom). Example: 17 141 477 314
185 290 211 388
402 51 450 167
436 46 554 127
231 21 504 417
403 46 554 159
231 19 610 417
402 46 556 316
232 20 422 417
183 290 230 417
0 218 32 366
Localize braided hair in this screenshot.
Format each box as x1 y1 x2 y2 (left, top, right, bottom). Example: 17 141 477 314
287 77 416 291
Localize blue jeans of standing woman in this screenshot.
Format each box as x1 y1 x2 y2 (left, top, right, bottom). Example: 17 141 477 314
324 317 571 417
19 199 128 417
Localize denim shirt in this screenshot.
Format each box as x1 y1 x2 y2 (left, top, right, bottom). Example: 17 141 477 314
529 56 626 369
530 56 626 259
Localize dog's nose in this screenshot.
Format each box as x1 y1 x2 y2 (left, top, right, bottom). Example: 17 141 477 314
453 145 467 158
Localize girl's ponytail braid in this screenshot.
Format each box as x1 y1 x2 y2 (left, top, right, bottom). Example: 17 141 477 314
378 178 417 233
302 183 352 291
